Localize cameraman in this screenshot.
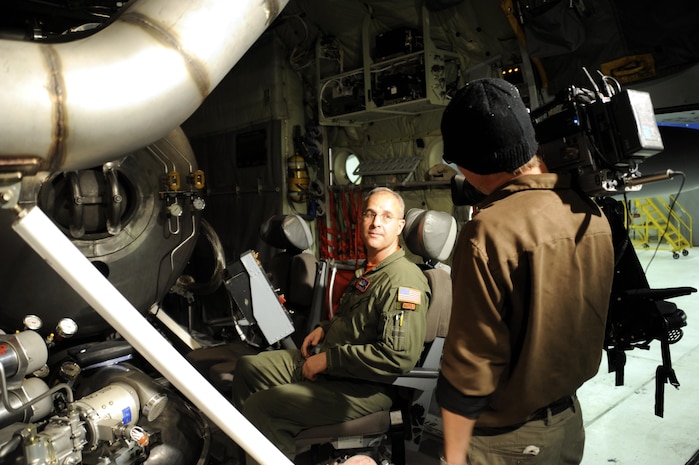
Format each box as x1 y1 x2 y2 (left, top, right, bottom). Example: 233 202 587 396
436 78 615 465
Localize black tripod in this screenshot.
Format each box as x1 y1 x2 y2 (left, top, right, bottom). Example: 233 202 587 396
597 196 696 417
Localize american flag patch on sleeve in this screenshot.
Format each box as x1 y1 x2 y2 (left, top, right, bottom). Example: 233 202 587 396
398 287 421 305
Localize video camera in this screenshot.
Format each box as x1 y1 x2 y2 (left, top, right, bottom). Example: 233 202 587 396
451 69 668 203
448 70 696 417
532 70 665 196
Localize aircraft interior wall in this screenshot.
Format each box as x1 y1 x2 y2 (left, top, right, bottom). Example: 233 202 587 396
188 0 699 264
182 33 307 262
181 5 478 264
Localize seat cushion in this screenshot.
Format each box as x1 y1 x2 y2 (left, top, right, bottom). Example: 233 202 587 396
294 411 391 447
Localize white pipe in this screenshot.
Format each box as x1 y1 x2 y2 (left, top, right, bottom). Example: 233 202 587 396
0 0 289 172
12 206 292 465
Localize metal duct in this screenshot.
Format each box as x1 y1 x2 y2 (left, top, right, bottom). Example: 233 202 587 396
0 128 203 337
0 0 289 174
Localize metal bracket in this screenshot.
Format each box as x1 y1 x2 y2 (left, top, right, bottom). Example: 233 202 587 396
354 156 423 183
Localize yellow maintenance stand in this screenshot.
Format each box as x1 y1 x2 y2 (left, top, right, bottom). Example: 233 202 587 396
627 196 693 259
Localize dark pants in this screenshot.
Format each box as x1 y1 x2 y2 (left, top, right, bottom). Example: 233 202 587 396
231 349 392 464
468 396 585 465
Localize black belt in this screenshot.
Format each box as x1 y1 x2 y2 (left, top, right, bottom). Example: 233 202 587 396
472 396 576 436
529 396 574 421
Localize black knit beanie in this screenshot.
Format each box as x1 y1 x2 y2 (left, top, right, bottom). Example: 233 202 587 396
441 78 538 174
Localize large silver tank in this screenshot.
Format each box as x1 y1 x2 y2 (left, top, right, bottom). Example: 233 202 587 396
0 127 202 337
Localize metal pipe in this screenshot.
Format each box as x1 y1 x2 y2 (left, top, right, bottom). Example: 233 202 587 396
0 0 288 172
12 206 293 465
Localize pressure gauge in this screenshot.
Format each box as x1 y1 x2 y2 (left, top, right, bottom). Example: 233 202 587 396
60 361 81 381
168 202 183 217
192 196 206 211
56 318 78 339
23 314 43 331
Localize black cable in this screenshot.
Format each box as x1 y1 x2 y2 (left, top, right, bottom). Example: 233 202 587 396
644 171 686 274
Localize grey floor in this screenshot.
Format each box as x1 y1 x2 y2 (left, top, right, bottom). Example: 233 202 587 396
405 246 699 465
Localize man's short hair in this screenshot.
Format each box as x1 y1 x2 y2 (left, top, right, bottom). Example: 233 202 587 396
365 187 405 218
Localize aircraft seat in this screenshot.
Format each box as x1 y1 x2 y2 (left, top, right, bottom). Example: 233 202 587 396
186 214 319 393
294 208 456 465
259 214 317 322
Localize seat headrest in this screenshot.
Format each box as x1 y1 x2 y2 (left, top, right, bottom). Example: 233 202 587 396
403 208 457 263
259 215 313 252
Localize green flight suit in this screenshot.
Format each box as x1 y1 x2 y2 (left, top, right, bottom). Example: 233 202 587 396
232 248 430 462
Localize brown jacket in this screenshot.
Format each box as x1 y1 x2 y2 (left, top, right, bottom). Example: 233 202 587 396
439 173 614 427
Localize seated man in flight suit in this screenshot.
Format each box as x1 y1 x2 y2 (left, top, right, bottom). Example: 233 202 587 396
232 186 431 464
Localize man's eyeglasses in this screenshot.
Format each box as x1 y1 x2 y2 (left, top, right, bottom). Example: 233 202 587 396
361 210 397 223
